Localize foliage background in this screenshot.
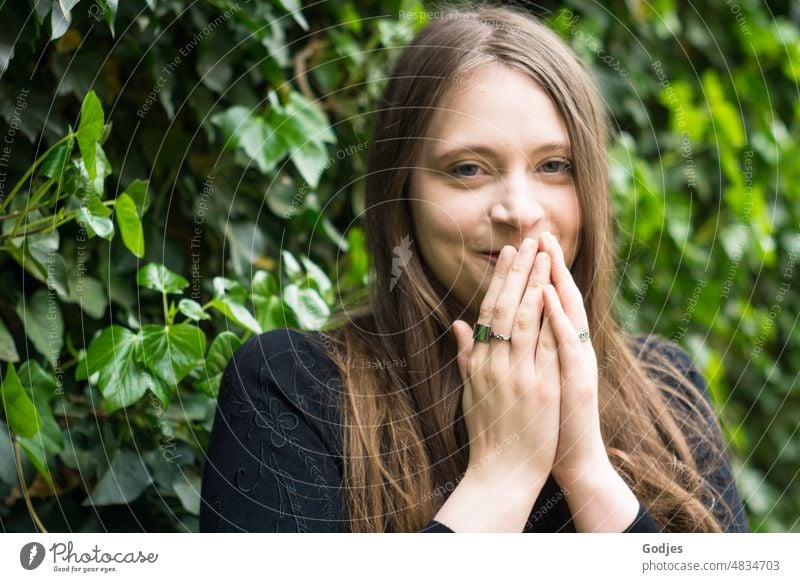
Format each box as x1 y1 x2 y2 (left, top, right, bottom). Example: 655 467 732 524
0 0 797 532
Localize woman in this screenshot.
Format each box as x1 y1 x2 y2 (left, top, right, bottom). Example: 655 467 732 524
199 4 748 533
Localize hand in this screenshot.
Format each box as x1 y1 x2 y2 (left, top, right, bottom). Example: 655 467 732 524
535 233 639 532
451 236 560 489
537 232 609 484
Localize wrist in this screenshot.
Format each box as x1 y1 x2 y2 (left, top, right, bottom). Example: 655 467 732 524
554 459 640 532
552 455 614 491
433 467 547 532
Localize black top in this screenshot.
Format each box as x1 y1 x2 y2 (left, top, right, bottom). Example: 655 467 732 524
199 328 748 533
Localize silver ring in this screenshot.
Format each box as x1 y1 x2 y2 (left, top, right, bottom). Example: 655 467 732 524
577 328 591 342
489 331 512 342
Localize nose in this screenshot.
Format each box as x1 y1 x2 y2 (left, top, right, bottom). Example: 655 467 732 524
488 167 547 233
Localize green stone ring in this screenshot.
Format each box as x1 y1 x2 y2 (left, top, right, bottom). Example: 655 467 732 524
472 323 491 343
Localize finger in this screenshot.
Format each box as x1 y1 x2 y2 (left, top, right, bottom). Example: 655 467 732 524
471 245 516 364
488 237 538 369
452 320 475 416
543 284 599 448
540 232 588 331
542 284 588 382
534 286 560 392
451 319 473 385
509 251 550 371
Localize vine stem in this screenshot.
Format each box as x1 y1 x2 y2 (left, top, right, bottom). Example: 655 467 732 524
13 440 49 533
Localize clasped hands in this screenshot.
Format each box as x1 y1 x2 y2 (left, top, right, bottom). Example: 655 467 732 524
452 233 618 496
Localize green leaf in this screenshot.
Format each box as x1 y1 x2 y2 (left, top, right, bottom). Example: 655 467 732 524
137 263 189 294
16 361 63 455
138 324 206 387
38 138 75 180
16 434 56 488
0 363 42 438
97 0 119 37
211 106 287 174
300 255 332 300
115 193 144 257
283 284 329 330
83 448 153 506
0 420 18 485
0 316 19 363
66 274 108 319
15 289 64 365
83 326 154 412
251 270 278 298
195 332 241 397
277 0 309 31
76 91 105 182
177 298 210 321
281 250 303 281
122 179 150 216
209 298 262 334
77 197 114 239
172 468 202 515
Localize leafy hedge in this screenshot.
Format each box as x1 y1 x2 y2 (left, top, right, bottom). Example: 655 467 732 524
0 0 796 532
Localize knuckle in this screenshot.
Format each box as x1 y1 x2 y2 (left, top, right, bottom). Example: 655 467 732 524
513 310 534 332
509 261 530 275
478 304 495 321
492 301 509 319
539 334 558 351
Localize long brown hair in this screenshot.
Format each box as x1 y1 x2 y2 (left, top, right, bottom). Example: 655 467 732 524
315 2 735 532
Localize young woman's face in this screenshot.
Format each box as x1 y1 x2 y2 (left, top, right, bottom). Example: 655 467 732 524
409 63 582 322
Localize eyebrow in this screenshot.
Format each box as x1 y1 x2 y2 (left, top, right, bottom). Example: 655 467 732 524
431 141 572 162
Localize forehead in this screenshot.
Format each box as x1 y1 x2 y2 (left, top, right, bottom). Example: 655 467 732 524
421 63 570 156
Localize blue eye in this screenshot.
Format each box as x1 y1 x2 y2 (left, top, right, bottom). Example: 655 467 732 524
540 159 573 174
450 163 482 178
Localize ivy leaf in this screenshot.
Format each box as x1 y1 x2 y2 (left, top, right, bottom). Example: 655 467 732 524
76 91 105 181
211 106 286 175
82 326 154 412
39 137 75 180
83 448 153 506
137 263 189 294
253 294 294 332
177 298 210 321
16 361 63 456
16 289 64 365
195 332 241 397
97 0 119 37
172 468 202 515
0 363 41 438
300 255 332 300
283 284 329 330
0 316 19 363
0 420 17 485
115 193 144 257
138 324 206 388
209 298 262 334
77 197 114 239
122 179 150 216
251 270 278 298
276 0 309 31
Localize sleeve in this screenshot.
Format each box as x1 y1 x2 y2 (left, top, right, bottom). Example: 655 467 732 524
623 501 660 533
649 337 750 533
199 328 454 533
199 329 348 532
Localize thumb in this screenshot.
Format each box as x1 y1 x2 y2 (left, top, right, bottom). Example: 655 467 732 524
452 320 473 384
